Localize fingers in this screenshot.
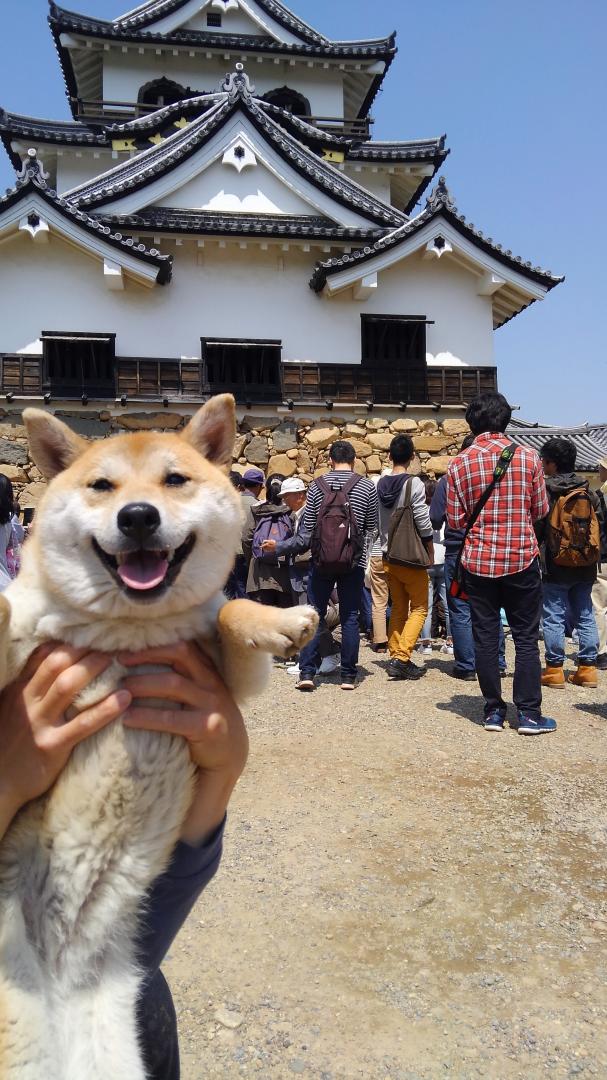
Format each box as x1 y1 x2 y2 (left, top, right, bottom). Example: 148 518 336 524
26 644 93 703
59 689 132 750
123 705 196 737
122 671 207 708
38 651 114 722
14 643 57 687
118 641 216 682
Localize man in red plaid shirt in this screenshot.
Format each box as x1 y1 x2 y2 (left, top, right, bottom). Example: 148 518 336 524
446 392 556 735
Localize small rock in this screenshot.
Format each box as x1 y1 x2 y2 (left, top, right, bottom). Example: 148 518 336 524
214 1006 243 1030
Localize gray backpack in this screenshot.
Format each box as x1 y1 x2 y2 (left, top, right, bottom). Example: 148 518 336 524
386 478 431 569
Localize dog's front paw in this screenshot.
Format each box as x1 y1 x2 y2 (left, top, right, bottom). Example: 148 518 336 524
248 605 318 658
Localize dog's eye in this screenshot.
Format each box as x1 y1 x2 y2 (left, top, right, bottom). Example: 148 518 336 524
89 478 114 492
165 473 189 487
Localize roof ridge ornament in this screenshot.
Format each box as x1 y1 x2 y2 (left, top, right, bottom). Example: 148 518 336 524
221 63 255 102
425 175 455 213
18 148 50 187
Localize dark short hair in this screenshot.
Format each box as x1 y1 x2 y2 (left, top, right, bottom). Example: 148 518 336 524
423 478 437 503
465 392 512 435
389 434 414 465
266 474 285 505
228 470 244 491
541 437 576 473
329 440 355 465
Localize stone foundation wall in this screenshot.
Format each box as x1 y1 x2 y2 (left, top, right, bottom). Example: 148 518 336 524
0 408 471 508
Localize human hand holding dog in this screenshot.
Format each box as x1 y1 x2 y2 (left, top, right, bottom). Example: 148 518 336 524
119 642 249 847
0 644 132 840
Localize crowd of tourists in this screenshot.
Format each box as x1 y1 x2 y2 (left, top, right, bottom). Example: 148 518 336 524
228 392 607 735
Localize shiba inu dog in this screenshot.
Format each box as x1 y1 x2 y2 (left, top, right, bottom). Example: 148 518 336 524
0 394 317 1080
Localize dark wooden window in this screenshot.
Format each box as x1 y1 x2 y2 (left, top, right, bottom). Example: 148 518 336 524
138 78 192 109
361 316 428 404
206 12 222 26
201 339 282 402
262 87 311 118
42 332 115 398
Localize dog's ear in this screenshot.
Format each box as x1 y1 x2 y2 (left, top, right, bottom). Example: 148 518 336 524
23 409 86 479
181 394 236 470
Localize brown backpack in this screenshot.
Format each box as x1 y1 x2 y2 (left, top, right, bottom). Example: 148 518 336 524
386 478 432 570
546 487 600 568
311 475 363 577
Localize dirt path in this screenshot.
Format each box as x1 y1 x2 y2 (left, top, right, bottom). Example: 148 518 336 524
165 642 607 1079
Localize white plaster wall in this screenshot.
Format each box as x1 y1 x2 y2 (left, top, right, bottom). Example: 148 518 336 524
183 9 270 34
102 53 344 117
342 167 391 205
0 234 494 368
155 156 318 213
56 151 119 193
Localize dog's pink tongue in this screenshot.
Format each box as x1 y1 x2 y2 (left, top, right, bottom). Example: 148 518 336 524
117 551 168 590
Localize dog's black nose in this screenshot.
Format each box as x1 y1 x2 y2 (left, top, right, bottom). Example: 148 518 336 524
117 503 161 543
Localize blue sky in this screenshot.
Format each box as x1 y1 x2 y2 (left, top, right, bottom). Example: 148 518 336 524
0 0 605 424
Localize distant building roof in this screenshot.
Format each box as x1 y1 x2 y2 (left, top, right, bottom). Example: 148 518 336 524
507 419 607 471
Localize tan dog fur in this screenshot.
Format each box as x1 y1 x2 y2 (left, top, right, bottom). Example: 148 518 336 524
0 395 317 1079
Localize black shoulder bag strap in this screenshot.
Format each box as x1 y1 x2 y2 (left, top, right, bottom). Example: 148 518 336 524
450 443 517 599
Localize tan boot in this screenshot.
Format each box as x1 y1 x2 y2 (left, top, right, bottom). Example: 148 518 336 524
541 665 566 689
568 665 598 688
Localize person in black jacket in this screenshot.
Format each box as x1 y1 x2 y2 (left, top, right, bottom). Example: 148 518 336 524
535 438 603 688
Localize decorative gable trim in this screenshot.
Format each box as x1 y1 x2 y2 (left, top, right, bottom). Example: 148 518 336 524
310 178 564 328
0 151 172 286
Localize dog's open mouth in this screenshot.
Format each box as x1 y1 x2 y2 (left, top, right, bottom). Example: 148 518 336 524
92 535 195 599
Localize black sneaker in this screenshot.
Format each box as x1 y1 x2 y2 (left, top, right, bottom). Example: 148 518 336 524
388 658 427 681
449 667 476 682
596 653 607 671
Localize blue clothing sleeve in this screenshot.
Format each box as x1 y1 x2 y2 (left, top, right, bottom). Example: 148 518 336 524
275 527 312 557
137 817 225 975
430 475 448 531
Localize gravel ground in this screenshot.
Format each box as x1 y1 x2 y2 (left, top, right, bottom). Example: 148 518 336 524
164 639 606 1080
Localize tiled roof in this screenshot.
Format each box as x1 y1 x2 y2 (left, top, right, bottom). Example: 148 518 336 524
115 0 327 45
310 176 564 302
0 150 172 283
347 136 448 163
62 76 407 228
0 98 446 163
507 422 607 471
49 4 396 61
98 206 384 241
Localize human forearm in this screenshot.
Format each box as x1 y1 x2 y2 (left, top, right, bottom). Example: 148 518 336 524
275 528 311 557
180 768 240 845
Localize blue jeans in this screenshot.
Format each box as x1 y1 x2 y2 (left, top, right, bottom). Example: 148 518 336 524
300 566 365 680
421 566 450 640
360 585 373 633
543 580 599 665
444 553 506 674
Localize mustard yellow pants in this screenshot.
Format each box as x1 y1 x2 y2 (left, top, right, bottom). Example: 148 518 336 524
384 562 429 662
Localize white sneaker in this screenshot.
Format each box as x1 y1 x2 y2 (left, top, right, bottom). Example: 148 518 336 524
318 655 340 675
417 643 433 656
286 663 301 676
440 642 454 655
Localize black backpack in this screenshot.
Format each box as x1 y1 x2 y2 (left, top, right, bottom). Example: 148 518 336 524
311 475 363 577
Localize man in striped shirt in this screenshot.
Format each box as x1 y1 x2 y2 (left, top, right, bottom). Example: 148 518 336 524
263 440 378 690
446 392 556 736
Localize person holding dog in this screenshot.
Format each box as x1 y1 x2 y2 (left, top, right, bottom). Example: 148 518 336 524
0 641 248 1080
